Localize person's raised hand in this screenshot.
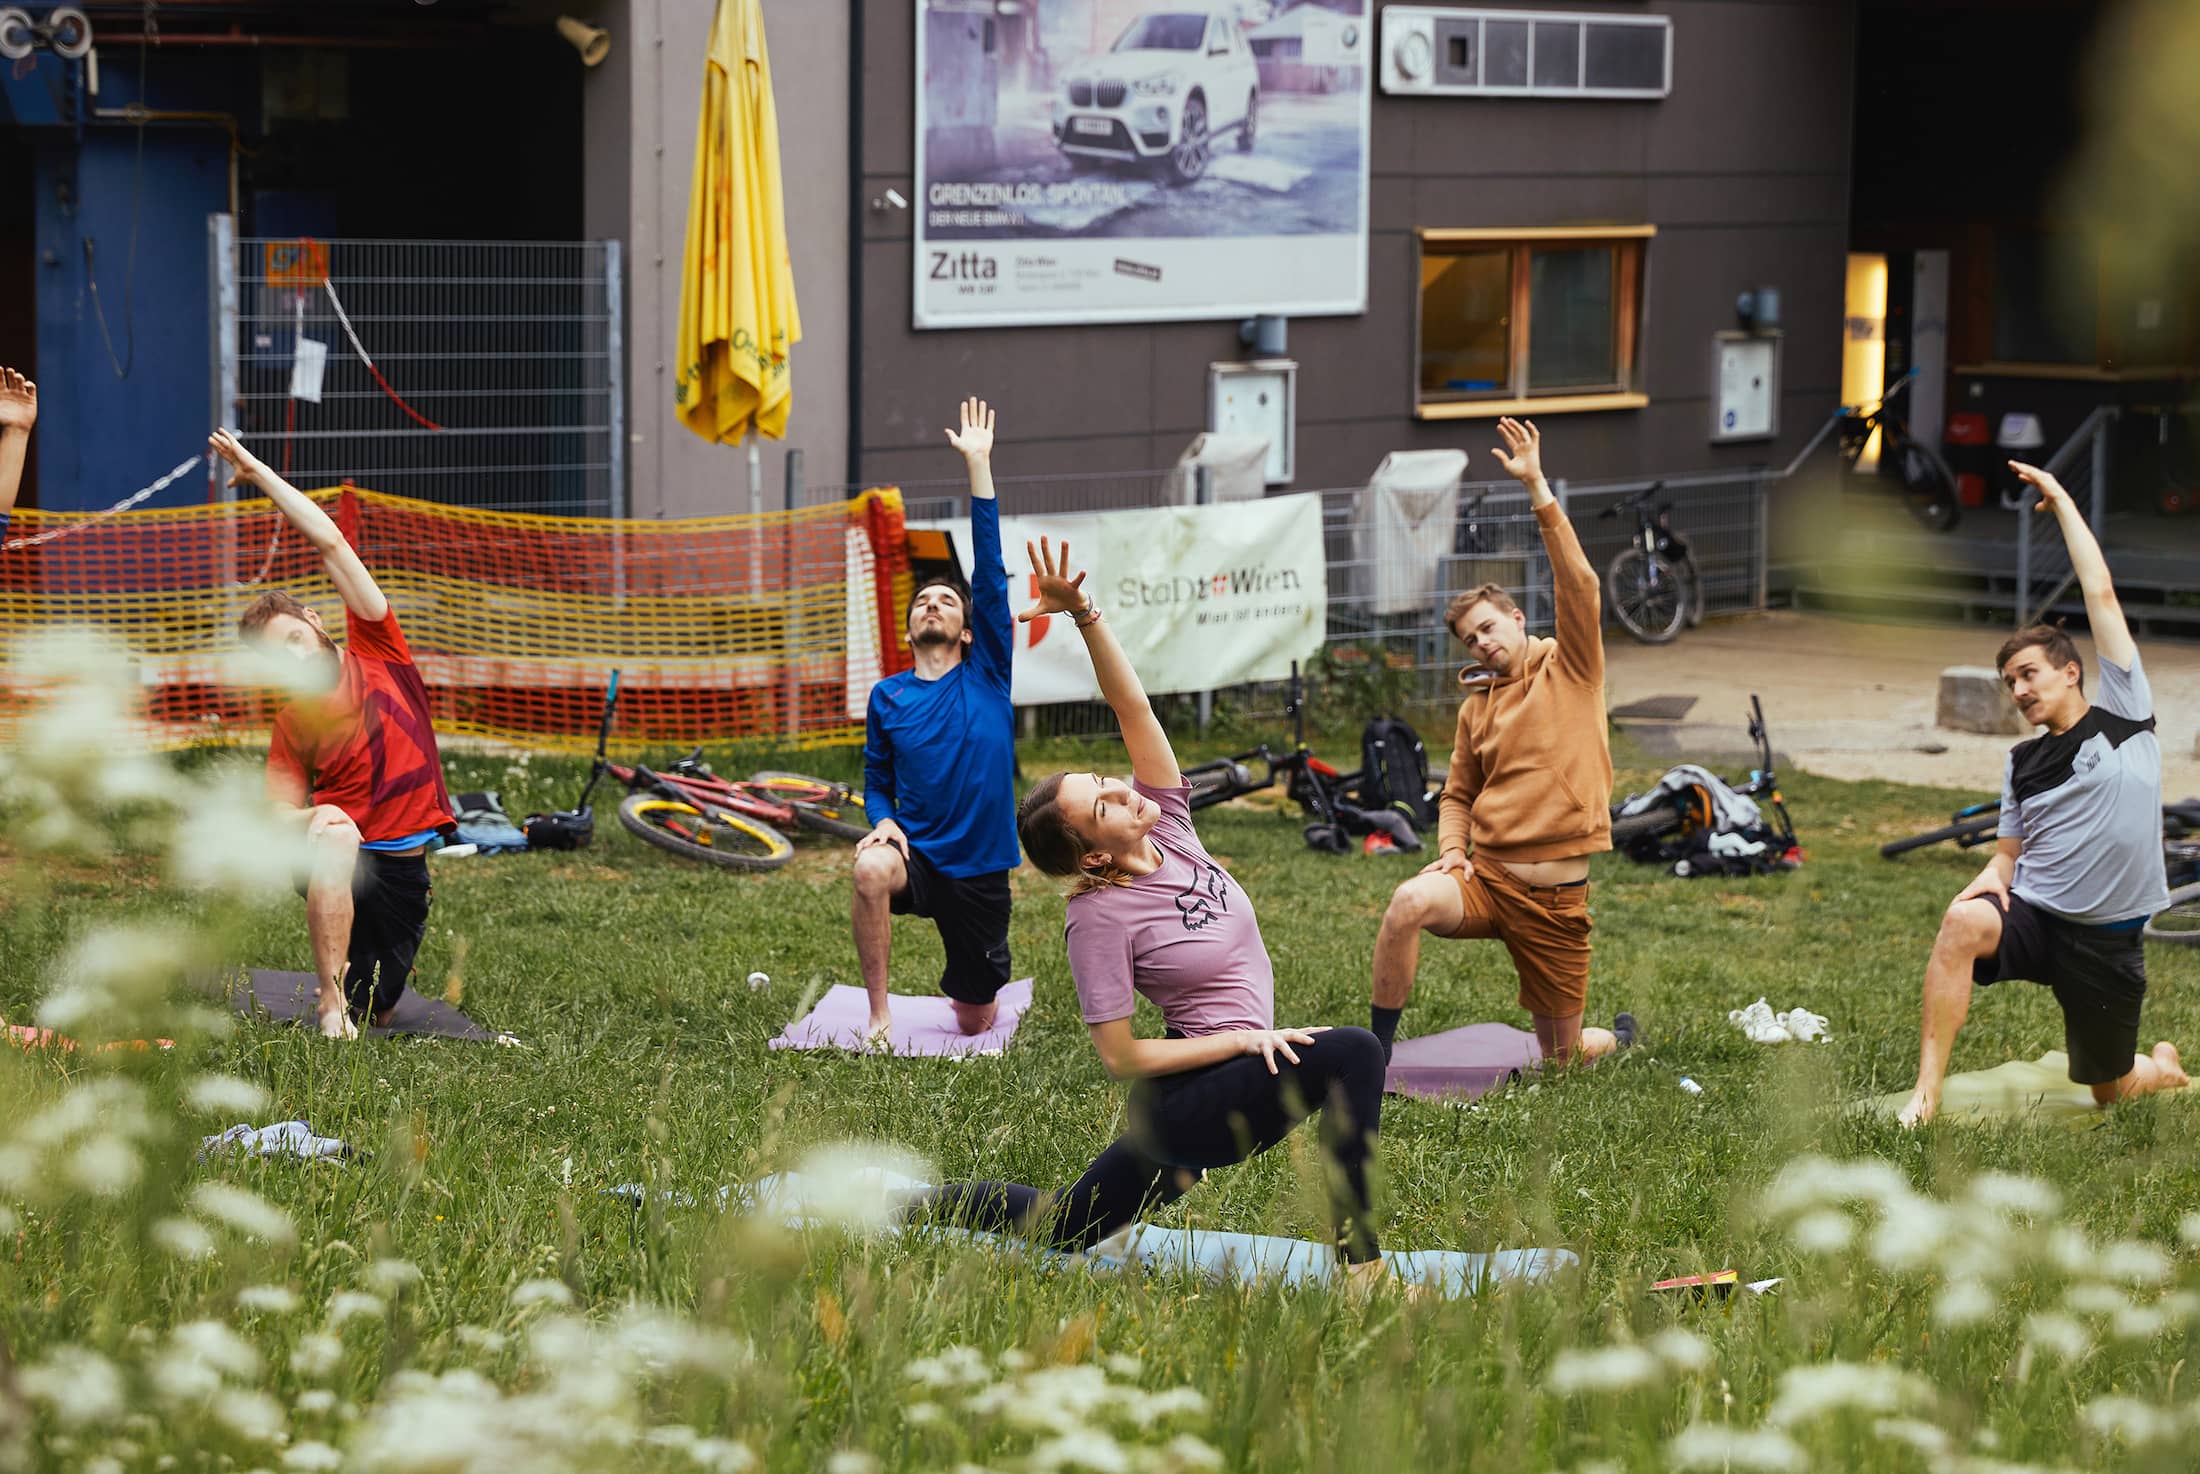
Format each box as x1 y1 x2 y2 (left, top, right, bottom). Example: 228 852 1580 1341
1421 850 1471 878
1491 416 1543 485
0 368 36 433
208 427 268 490
1017 536 1089 624
945 396 996 461
2009 460 2071 513
1238 1025 1329 1075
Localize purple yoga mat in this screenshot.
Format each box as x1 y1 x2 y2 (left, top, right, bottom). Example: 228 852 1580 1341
769 978 1034 1056
1385 1022 1542 1101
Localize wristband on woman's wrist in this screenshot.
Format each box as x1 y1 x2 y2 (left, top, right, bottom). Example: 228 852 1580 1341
1071 602 1102 627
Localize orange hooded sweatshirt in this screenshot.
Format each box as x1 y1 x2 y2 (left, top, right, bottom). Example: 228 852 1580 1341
1436 498 1613 864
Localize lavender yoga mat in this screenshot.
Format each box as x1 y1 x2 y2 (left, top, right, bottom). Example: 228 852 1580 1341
769 978 1034 1056
1385 1022 1542 1101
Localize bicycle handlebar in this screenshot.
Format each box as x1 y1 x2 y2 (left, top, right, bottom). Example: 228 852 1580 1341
1599 480 1666 518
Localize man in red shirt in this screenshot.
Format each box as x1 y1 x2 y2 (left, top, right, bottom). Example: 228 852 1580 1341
213 429 455 1040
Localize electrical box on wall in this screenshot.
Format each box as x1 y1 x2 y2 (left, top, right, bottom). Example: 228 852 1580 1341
1711 332 1780 443
1208 360 1297 485
1381 7 1673 98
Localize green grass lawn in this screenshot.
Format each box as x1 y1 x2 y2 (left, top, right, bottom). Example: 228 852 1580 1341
3 721 2198 1473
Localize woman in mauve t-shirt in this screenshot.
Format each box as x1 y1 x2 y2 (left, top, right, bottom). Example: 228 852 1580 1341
921 538 1395 1286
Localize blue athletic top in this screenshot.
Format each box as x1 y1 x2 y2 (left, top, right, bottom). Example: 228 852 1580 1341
862 495 1020 879
362 828 442 853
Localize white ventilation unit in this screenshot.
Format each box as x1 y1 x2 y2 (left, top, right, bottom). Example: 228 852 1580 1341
1381 7 1672 99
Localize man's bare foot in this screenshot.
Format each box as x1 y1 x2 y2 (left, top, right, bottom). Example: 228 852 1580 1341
1896 1087 1937 1129
865 1011 894 1049
318 1007 359 1041
2152 1041 2189 1089
1342 1256 1428 1302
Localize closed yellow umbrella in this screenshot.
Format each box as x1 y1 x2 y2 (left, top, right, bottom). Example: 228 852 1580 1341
676 0 800 447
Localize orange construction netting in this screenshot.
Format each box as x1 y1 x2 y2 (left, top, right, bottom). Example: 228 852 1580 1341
0 487 915 752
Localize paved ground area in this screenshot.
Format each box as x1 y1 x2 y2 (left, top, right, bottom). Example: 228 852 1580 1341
1604 610 2200 798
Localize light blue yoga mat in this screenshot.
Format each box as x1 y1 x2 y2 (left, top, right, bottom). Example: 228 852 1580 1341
612 1172 1575 1298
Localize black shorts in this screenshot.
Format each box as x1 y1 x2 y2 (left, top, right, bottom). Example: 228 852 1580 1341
296 849 434 1020
1973 892 2147 1086
890 845 1013 1006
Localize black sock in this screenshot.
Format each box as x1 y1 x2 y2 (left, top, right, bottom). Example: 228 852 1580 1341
1370 1005 1403 1064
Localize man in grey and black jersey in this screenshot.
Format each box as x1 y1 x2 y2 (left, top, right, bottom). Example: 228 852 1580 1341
1898 461 2188 1126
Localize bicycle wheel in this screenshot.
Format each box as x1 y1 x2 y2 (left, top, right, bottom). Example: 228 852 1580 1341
747 771 871 841
617 793 794 870
2145 884 2200 947
1606 547 1689 644
1682 556 1705 628
1610 806 1677 848
1879 814 2000 858
1185 761 1252 811
1887 434 1962 534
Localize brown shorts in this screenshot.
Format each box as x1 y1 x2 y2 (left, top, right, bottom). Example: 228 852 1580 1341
1440 859 1593 1019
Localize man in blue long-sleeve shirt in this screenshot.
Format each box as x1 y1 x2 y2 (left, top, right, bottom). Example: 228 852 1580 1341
854 397 1021 1040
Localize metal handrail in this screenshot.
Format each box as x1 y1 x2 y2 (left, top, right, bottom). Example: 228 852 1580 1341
2016 405 2119 626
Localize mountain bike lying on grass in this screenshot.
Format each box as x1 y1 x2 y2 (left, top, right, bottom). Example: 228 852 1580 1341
1609 695 1801 876
1882 797 2200 947
1181 662 1427 855
569 672 868 870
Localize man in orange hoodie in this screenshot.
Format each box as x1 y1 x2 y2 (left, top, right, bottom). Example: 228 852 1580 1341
1369 418 1629 1066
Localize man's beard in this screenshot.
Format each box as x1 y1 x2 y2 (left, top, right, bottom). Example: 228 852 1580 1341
911 625 958 650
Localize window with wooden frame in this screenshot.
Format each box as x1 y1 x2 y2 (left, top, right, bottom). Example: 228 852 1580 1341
1414 226 1653 418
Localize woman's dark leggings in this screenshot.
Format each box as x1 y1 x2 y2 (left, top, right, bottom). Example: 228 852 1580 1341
920 1025 1387 1264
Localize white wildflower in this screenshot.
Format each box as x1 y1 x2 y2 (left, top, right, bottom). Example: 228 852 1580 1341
2022 1312 2090 1361
1767 1361 1925 1426
290 1334 345 1379
190 1182 297 1246
1648 1328 1712 1373
907 1403 945 1428
1025 1428 1129 1474
640 1428 754 1473
1153 1435 1224 1471
2081 1395 2188 1445
2178 1212 2200 1249
907 1346 993 1389
1546 1344 1663 1395
237 1285 300 1315
151 1216 216 1260
1761 1156 1909 1217
2063 1282 2129 1316
364 1259 424 1295
1867 1194 1955 1272
781 1141 936 1231
215 1389 287 1442
38 925 200 1032
997 1349 1031 1371
17 1347 126 1426
68 1135 141 1197
1666 1424 1808 1473
172 1320 262 1380
169 770 310 897
454 1326 507 1354
2096 1240 2172 1285
186 1074 272 1117
1105 1353 1142 1378
282 1443 345 1472
2108 1293 2196 1342
1873 1418 1951 1456
1789 1210 1854 1254
510 1278 574 1310
1965 1172 2062 1219
826 1453 880 1474
1934 1279 1997 1328
327 1292 387 1326
293 1389 338 1415
1127 1386 1207 1424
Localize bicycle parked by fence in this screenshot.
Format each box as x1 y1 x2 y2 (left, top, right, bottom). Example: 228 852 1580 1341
1880 796 2200 947
1598 480 1703 645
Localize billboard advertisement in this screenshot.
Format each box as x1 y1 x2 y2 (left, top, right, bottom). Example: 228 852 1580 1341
914 494 1327 704
914 0 1371 328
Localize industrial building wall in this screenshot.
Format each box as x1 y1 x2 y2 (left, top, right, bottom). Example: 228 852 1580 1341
852 0 1859 495
580 0 852 519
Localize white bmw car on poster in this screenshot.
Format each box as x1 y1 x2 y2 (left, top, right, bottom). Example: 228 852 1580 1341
915 0 1370 329
1053 10 1259 185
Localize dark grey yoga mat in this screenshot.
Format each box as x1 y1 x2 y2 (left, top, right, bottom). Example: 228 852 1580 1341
1384 1022 1542 1102
231 970 517 1045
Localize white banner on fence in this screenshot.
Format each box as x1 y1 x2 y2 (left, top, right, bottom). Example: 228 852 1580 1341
916 495 1326 705
912 0 1371 328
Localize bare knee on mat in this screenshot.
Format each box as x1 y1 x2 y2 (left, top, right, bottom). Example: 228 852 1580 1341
1383 876 1452 937
951 1000 998 1036
852 847 903 900
1934 899 1999 960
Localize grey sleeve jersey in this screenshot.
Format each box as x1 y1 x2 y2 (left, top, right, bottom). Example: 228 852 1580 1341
2005 652 2167 925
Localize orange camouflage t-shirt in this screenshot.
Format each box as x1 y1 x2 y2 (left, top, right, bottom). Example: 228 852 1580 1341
266 609 455 844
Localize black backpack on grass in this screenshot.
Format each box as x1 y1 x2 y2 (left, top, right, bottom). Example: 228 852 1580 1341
1357 716 1438 832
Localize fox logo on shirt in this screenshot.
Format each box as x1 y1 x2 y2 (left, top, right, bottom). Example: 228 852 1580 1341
1174 861 1230 932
